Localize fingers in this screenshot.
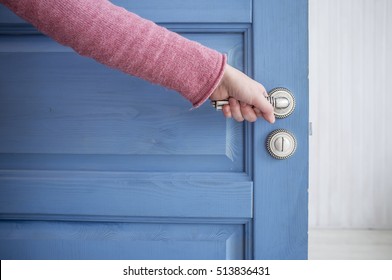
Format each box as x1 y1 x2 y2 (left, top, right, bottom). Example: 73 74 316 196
222 104 231 118
222 101 275 123
263 112 276 124
252 90 275 123
211 64 275 123
224 98 258 122
222 105 273 123
254 107 275 123
229 98 244 122
240 102 257 122
253 108 264 117
222 92 275 123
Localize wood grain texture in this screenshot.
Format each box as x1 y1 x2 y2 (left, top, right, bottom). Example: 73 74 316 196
0 3 253 257
0 221 244 260
252 0 309 259
309 0 392 229
0 171 252 219
0 0 252 24
0 32 244 172
0 0 309 259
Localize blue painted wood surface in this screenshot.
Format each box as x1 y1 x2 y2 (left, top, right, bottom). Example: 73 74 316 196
0 0 308 259
0 33 244 173
0 221 244 259
0 171 252 219
0 0 252 24
252 0 309 259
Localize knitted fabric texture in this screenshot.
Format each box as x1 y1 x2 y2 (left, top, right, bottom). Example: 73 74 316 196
1 0 226 107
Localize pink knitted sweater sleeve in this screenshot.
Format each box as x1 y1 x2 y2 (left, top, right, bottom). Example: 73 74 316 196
0 0 226 107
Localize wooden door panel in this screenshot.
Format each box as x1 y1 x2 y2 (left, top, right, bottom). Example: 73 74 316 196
0 33 244 170
0 0 309 259
0 221 244 259
0 2 254 259
0 171 252 219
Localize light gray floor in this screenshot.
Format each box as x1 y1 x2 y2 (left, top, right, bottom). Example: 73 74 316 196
308 229 392 259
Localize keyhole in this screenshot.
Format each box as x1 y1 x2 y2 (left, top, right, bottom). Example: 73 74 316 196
274 136 291 152
267 129 297 160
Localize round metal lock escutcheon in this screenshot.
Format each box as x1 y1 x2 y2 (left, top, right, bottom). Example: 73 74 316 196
268 87 296 118
211 87 295 118
266 129 297 159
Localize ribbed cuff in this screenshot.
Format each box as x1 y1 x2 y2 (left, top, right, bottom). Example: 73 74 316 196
191 53 227 108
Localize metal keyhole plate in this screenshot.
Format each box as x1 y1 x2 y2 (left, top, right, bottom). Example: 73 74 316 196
267 129 297 159
210 87 295 119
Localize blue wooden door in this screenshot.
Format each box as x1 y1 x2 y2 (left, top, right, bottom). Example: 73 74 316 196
0 0 308 259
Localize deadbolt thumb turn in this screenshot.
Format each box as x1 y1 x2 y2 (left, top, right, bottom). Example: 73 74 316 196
211 87 295 118
267 129 297 159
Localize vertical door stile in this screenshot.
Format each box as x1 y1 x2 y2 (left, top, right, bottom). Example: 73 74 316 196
252 0 309 259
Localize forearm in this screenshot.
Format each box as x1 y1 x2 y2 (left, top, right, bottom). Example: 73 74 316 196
1 0 226 107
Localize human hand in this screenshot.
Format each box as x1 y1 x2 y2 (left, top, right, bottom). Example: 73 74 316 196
210 64 275 123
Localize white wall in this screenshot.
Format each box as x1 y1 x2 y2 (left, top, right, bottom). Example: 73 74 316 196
309 0 392 229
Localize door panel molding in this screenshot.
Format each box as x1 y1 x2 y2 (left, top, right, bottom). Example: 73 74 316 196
0 170 253 219
0 221 245 259
0 1 252 25
0 0 308 259
0 27 249 173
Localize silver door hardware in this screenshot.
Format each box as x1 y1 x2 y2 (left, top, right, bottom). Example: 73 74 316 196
266 129 297 159
211 100 229 109
211 87 295 118
268 88 295 118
